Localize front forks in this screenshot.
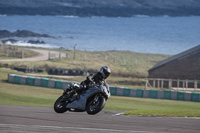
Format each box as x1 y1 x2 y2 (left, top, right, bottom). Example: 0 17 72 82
93 94 99 103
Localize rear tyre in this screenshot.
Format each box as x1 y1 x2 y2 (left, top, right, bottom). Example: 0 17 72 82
86 94 106 115
54 95 68 113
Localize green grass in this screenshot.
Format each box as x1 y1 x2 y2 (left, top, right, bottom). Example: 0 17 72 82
0 84 62 107
0 46 171 76
0 68 61 107
105 96 200 117
0 68 200 117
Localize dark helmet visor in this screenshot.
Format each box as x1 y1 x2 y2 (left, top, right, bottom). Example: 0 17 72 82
103 69 110 79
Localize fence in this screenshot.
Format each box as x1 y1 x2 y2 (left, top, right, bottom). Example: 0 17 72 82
8 74 200 102
8 74 72 89
0 49 24 58
48 51 69 60
109 87 200 102
146 78 200 91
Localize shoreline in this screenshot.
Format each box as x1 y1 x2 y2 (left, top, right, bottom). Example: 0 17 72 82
1 44 172 56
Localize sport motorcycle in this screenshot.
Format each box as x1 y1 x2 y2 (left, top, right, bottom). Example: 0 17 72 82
54 82 110 115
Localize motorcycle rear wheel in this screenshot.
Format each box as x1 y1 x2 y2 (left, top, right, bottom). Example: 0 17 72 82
86 94 106 115
54 95 68 113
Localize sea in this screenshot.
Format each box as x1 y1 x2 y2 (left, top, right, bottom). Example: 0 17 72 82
0 15 200 55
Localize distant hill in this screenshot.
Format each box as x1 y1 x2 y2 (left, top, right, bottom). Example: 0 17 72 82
0 0 200 17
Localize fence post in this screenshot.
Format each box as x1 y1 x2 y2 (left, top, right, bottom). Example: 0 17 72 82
66 54 69 59
73 44 77 60
157 79 160 89
194 80 197 90
161 79 164 89
48 51 50 60
105 55 108 61
168 79 172 89
7 50 9 57
182 80 185 89
21 50 24 58
135 59 138 65
153 80 155 88
145 78 148 89
59 52 61 59
186 79 188 89
177 79 180 90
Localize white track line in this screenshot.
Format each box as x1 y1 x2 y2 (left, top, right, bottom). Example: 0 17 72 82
113 112 126 116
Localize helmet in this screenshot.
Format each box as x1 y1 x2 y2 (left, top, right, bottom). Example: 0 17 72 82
99 66 111 79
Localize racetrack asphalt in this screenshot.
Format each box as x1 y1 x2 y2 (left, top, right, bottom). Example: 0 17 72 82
0 105 200 133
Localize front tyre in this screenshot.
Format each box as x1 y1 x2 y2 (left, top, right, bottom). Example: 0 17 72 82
54 95 68 113
86 94 106 115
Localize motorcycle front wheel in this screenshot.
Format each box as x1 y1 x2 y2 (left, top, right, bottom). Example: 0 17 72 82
54 95 69 113
86 94 106 115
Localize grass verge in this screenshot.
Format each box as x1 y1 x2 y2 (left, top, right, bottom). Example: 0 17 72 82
105 96 200 117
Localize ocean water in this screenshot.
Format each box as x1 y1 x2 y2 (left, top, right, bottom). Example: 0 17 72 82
0 15 200 55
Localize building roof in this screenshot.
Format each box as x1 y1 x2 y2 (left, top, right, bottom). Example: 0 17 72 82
149 45 200 72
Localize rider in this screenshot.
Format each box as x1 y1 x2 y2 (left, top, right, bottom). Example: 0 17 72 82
81 66 111 89
71 66 111 94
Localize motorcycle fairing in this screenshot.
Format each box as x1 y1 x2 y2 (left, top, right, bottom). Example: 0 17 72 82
66 85 108 110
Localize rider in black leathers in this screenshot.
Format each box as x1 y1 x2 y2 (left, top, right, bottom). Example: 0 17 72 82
78 66 111 93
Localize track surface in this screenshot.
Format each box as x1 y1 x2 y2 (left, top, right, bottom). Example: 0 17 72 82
0 105 200 133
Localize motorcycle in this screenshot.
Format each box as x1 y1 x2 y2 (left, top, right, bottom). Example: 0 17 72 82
54 82 110 115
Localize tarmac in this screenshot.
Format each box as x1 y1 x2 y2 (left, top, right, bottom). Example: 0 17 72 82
0 105 200 133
